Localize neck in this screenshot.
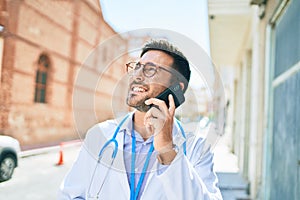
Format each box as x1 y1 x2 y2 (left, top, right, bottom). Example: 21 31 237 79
133 111 152 141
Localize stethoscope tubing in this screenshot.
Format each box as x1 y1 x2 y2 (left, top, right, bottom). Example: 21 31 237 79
98 114 130 158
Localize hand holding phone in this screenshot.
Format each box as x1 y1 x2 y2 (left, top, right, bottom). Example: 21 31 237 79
152 83 185 108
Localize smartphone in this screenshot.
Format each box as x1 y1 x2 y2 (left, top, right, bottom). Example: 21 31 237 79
152 83 185 108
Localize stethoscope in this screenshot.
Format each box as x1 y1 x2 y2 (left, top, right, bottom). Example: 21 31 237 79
87 113 187 199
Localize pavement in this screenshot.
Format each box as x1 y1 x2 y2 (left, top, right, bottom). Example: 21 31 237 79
19 140 82 158
217 172 250 200
213 130 251 200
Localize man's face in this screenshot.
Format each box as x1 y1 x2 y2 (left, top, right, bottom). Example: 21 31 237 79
126 50 174 112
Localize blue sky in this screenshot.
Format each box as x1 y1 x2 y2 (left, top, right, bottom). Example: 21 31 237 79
100 0 210 50
99 0 213 90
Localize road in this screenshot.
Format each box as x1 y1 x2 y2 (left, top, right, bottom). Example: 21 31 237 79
0 144 81 200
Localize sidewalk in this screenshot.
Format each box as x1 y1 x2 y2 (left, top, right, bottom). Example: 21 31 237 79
217 172 250 200
214 133 250 200
19 140 82 158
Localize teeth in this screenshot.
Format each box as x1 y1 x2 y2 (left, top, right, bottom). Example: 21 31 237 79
133 87 146 92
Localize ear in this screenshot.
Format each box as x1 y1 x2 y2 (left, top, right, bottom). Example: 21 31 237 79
179 82 185 91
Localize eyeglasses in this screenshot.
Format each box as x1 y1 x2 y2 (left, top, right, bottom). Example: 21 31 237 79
125 62 173 78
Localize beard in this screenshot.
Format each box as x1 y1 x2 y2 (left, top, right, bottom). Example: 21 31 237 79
126 93 151 112
126 80 168 112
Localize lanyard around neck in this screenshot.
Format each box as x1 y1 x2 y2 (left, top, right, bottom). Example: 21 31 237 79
130 123 154 200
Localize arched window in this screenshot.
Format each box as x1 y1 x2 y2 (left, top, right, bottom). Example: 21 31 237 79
34 54 50 103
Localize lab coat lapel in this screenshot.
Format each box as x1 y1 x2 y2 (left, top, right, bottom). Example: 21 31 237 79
103 125 130 199
112 129 130 198
93 137 130 200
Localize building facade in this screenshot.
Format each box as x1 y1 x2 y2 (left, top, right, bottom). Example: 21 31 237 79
0 0 128 149
228 0 299 199
208 0 299 199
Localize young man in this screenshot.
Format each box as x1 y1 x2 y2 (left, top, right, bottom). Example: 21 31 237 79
58 40 222 200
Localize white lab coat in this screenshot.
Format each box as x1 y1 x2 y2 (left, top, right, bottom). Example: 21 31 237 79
58 113 222 200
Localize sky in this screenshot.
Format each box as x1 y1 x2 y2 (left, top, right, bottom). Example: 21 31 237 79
99 0 213 90
99 0 210 53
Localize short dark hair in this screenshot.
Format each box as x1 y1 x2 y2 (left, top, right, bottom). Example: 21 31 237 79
140 39 191 93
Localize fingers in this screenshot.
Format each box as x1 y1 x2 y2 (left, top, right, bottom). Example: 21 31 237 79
144 114 163 135
144 94 175 122
168 94 175 116
145 98 169 116
145 94 176 115
143 94 176 134
144 106 164 121
145 121 154 134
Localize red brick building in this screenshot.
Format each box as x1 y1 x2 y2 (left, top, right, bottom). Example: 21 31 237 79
0 0 128 149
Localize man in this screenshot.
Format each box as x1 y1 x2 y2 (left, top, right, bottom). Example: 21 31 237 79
58 40 222 200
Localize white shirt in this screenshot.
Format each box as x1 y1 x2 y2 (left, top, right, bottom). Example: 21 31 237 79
58 112 223 200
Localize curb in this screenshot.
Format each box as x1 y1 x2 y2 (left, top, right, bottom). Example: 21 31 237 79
19 140 82 158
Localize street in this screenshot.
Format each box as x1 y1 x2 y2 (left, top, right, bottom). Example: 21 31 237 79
0 145 80 200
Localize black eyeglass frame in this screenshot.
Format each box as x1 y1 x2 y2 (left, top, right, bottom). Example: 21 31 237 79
125 61 174 78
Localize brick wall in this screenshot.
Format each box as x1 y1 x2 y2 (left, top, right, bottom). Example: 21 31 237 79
0 0 128 148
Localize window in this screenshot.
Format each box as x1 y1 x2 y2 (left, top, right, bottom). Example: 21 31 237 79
34 54 50 103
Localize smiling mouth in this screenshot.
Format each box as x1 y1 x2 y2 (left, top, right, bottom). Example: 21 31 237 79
131 85 149 93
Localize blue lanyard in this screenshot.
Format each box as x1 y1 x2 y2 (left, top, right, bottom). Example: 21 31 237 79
130 123 154 200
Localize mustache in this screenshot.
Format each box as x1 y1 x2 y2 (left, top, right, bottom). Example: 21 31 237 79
129 81 149 89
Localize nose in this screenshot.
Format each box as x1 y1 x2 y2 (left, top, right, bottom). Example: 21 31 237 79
132 67 144 82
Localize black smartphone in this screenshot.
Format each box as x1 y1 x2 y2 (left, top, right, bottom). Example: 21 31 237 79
153 83 185 108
